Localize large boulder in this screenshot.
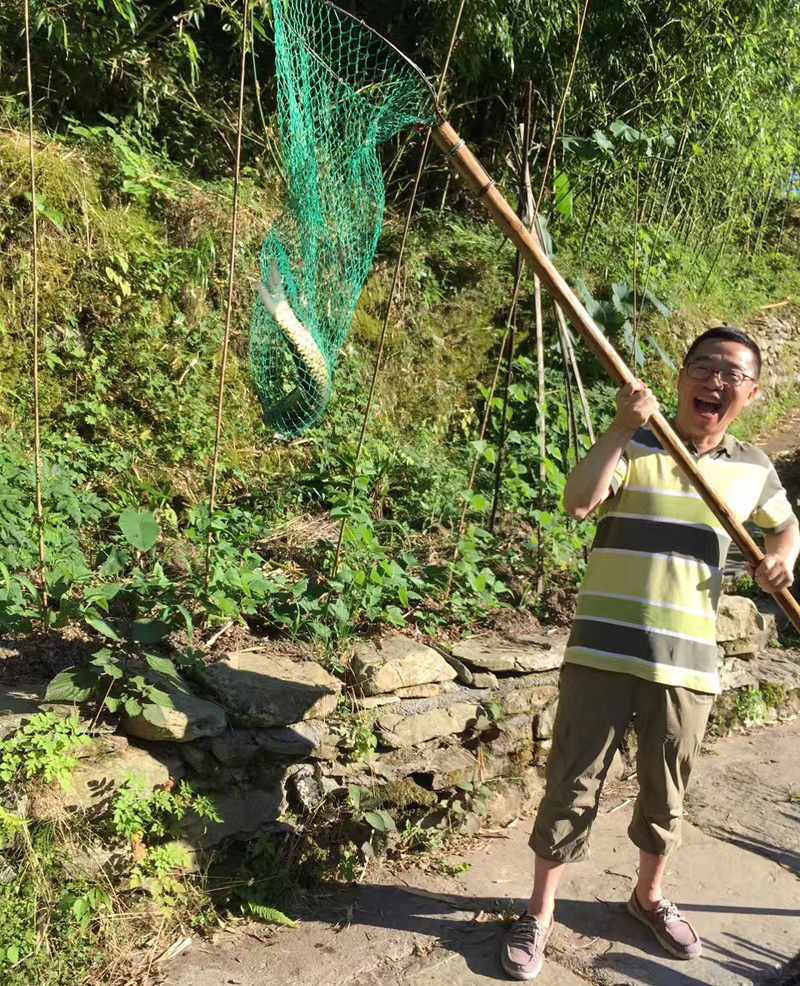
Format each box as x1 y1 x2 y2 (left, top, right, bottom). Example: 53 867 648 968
182 781 287 849
62 742 179 812
450 634 566 674
716 595 775 657
352 635 457 696
199 651 341 727
123 682 226 743
376 702 481 749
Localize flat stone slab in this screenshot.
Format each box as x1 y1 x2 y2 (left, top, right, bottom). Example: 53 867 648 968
123 682 226 743
352 636 457 696
199 651 341 727
719 651 800 700
0 684 46 739
376 702 481 749
451 634 565 674
377 740 483 790
182 782 287 849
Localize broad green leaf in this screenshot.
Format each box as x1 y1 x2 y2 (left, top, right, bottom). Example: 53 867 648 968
553 170 573 219
83 582 123 604
376 809 396 832
176 604 194 646
119 509 160 551
141 704 166 726
124 698 143 718
648 334 677 371
146 687 173 708
85 613 124 641
45 667 99 703
364 811 386 832
129 619 172 644
144 653 180 678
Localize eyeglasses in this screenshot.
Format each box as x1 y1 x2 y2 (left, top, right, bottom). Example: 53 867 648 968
684 362 756 388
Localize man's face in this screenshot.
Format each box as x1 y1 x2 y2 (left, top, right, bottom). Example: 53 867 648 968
676 339 760 439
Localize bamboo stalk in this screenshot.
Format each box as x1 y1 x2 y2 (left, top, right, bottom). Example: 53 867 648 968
555 305 595 444
558 320 579 462
489 82 534 535
534 274 546 597
431 120 800 632
205 0 249 590
489 317 515 535
24 0 47 610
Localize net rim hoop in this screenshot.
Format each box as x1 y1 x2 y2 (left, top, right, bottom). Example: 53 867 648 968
317 0 444 121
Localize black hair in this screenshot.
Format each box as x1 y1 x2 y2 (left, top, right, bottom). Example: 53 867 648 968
684 325 761 378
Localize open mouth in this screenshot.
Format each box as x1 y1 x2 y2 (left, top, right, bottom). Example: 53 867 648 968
693 396 723 419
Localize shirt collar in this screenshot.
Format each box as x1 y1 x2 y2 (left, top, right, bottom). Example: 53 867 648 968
687 433 735 458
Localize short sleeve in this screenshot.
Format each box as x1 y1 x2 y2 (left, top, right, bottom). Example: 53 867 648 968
609 453 629 497
748 463 796 533
611 453 628 494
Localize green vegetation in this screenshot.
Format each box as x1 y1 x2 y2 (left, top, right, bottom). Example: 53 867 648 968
1 1 800 980
0 715 223 984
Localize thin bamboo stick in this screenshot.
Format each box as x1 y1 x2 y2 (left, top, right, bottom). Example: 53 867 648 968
534 274 546 596
205 0 249 590
24 0 47 609
558 322 580 463
555 305 595 444
431 120 800 632
489 83 534 535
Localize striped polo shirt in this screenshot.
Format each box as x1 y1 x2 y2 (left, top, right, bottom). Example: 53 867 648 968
565 426 796 694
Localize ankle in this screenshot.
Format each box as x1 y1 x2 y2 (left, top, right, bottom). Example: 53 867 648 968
635 887 662 912
526 905 554 926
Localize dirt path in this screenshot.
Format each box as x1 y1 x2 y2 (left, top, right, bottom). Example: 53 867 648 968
161 721 800 986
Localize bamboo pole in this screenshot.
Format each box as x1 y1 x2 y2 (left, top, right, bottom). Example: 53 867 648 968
431 120 800 632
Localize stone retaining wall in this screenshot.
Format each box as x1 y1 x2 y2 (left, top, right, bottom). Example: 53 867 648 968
1 595 798 860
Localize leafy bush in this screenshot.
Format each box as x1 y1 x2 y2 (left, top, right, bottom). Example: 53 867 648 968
0 713 91 787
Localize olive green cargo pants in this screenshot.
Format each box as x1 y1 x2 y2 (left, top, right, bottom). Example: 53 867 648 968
531 663 714 861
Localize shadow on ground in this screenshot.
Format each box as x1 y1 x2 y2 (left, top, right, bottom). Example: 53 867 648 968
304 882 800 984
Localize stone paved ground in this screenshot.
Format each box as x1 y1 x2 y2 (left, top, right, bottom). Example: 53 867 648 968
162 720 800 986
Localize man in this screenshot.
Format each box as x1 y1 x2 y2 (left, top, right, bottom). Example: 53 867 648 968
502 326 800 980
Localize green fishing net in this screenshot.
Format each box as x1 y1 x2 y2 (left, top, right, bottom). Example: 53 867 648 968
250 0 435 438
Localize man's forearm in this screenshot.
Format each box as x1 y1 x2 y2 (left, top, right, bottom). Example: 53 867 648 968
563 420 635 520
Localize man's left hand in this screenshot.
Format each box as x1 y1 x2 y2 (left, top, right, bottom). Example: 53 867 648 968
749 553 795 593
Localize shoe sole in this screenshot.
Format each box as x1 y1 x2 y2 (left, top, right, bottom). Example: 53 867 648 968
500 953 544 981
626 899 702 961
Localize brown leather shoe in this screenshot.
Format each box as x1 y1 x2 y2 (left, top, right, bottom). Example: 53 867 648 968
628 892 702 960
501 913 554 981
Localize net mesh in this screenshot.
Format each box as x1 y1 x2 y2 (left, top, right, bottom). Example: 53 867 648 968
250 0 435 438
